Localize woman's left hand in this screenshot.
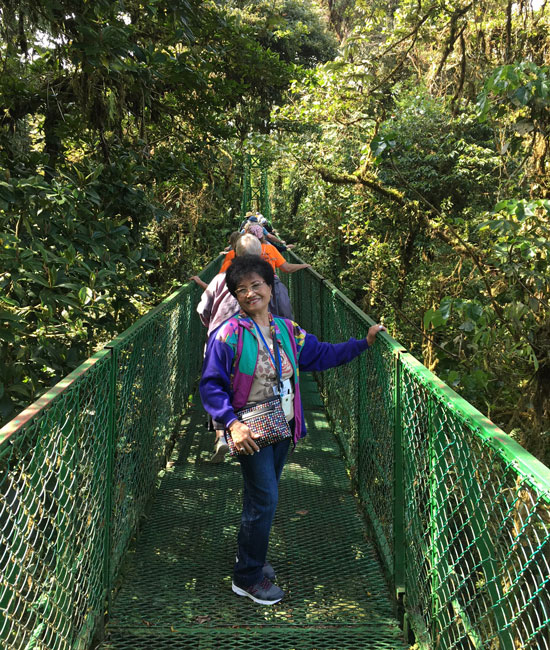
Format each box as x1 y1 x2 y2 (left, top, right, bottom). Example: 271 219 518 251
367 324 387 346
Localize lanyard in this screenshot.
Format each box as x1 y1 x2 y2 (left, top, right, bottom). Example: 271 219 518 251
252 321 283 392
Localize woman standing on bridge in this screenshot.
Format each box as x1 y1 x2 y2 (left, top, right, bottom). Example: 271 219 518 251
199 255 386 605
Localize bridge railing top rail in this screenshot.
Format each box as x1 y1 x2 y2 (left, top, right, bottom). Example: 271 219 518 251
0 254 222 446
399 351 550 499
286 249 550 497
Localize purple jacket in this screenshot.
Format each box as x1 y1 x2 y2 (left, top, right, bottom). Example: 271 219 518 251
199 312 369 444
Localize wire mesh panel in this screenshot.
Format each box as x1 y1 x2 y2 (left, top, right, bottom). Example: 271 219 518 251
400 352 550 650
281 259 402 581
106 284 207 585
0 258 220 650
0 352 112 650
105 257 220 586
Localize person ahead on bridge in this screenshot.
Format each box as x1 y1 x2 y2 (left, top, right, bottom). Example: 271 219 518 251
257 214 295 252
199 255 387 605
239 211 288 250
220 224 309 320
195 235 260 336
219 225 306 276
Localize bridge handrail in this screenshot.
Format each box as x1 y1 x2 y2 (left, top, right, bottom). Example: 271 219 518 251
1 249 549 650
282 250 550 650
0 255 221 650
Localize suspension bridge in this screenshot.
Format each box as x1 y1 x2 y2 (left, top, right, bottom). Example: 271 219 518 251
2 158 550 649
1 250 549 650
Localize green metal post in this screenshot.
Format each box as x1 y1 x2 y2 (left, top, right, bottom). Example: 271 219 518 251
393 350 405 597
429 395 441 641
357 348 368 505
260 167 271 220
240 155 251 217
240 155 271 219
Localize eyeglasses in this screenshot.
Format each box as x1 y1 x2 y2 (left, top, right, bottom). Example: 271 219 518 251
235 281 266 298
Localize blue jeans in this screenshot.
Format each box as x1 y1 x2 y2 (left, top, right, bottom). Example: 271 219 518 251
233 436 292 586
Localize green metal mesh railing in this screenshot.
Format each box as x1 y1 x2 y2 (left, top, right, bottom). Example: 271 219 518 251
0 351 112 650
281 262 404 578
399 354 550 650
282 253 550 650
105 278 214 588
2 249 550 650
0 258 220 650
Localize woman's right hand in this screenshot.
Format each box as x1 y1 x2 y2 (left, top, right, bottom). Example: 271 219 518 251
228 420 260 454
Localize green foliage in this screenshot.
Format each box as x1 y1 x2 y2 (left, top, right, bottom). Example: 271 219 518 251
373 90 499 213
0 165 161 420
270 1 550 463
477 62 550 121
0 0 338 426
226 0 337 67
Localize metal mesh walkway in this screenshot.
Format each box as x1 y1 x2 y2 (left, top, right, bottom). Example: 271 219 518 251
97 375 408 650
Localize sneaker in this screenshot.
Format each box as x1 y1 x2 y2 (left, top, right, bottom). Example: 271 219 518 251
235 555 276 581
210 437 229 463
262 562 276 581
232 577 284 605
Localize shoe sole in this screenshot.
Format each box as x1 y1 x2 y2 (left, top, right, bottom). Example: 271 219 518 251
231 581 283 605
210 444 229 463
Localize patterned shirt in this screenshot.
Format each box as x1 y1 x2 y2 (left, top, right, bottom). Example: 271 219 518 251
247 323 294 420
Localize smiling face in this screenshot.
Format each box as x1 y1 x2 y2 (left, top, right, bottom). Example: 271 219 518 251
234 272 272 319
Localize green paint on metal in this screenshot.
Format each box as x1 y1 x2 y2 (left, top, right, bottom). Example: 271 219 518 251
0 349 111 444
240 154 271 219
392 350 406 596
282 255 550 650
103 345 118 610
1 252 550 650
428 396 440 641
399 352 550 496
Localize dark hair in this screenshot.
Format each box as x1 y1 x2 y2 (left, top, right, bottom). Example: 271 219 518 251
225 255 274 297
229 231 241 250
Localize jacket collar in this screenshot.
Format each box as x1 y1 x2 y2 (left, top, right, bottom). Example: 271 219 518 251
235 311 283 341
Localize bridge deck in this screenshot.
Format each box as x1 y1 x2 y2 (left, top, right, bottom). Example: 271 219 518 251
97 375 408 650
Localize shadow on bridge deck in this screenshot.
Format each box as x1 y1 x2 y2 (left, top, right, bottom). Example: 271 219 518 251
96 375 408 650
